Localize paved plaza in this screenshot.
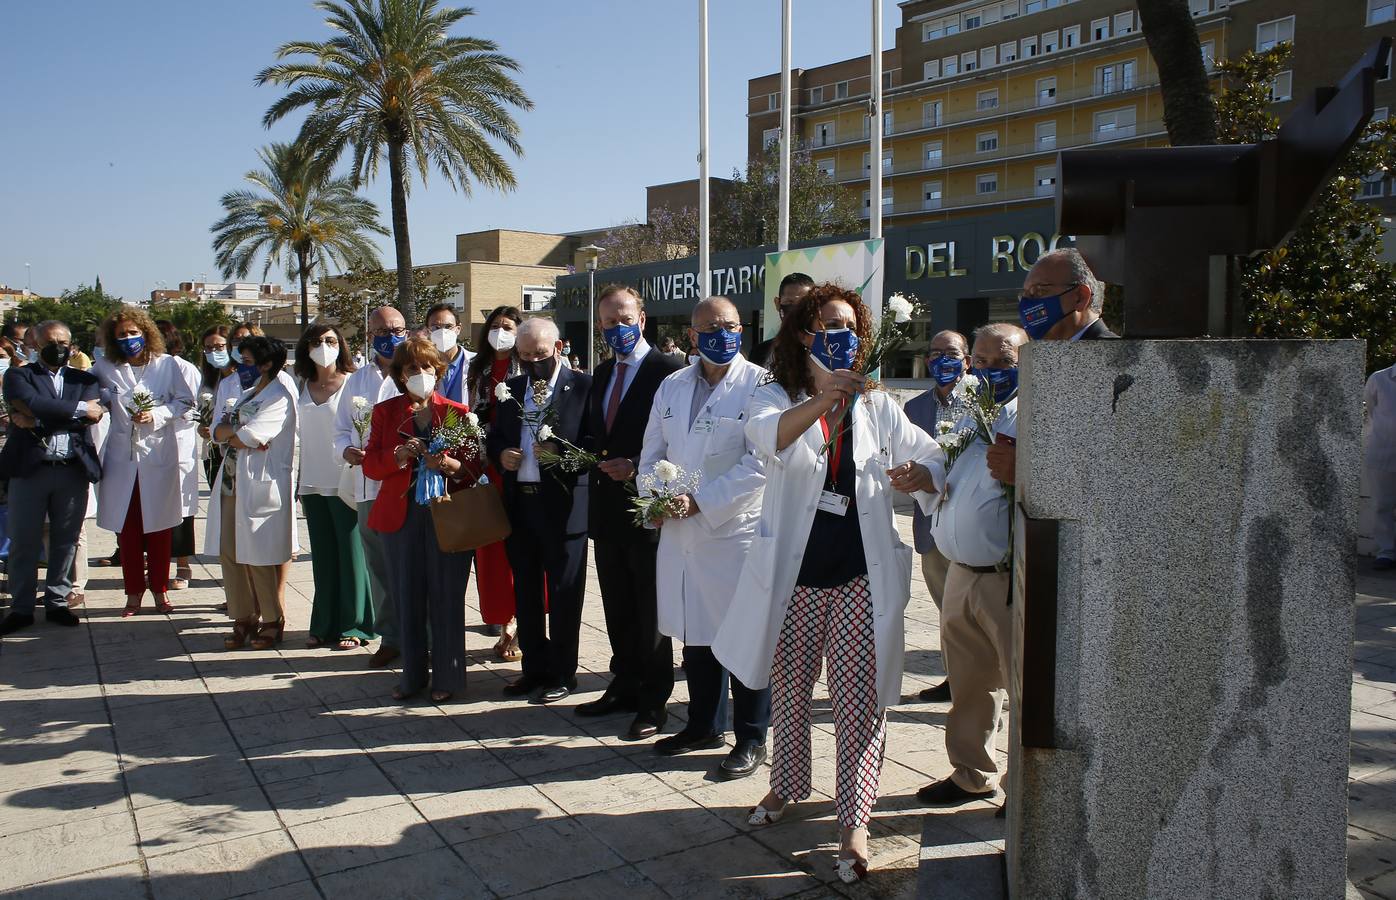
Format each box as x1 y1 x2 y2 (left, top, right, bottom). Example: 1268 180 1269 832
0 503 1393 899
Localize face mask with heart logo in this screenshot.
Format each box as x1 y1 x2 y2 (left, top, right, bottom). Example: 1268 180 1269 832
806 328 860 372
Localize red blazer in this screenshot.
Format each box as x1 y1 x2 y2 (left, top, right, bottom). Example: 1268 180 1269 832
363 392 480 533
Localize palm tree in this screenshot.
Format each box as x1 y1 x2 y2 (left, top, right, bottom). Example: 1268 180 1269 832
257 0 532 324
211 141 388 326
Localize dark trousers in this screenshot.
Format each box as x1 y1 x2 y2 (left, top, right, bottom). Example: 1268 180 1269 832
683 644 771 745
504 491 587 686
6 463 87 615
382 499 471 695
593 537 674 711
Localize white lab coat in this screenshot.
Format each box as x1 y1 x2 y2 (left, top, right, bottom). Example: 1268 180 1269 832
170 355 202 518
93 354 195 534
331 362 401 505
205 378 298 567
712 385 945 710
640 355 768 646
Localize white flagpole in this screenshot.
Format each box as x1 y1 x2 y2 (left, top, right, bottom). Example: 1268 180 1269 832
699 0 711 298
870 0 883 242
777 0 792 252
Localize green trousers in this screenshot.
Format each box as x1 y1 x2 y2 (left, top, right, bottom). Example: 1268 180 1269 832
303 493 376 643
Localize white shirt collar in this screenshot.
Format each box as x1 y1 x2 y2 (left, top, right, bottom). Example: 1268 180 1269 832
618 337 651 367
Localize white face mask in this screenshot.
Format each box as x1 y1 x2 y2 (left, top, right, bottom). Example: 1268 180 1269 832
429 327 458 354
487 328 515 351
406 371 437 399
309 342 338 369
26 348 39 364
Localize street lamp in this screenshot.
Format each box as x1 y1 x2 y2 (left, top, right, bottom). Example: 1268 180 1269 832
24 262 31 293
579 244 604 368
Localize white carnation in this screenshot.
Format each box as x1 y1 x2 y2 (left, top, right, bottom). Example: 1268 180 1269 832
654 460 680 483
886 293 914 324
494 382 512 401
351 396 368 410
464 411 480 428
936 420 954 435
224 398 238 409
537 424 553 441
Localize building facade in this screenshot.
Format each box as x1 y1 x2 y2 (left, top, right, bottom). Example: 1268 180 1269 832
149 280 320 321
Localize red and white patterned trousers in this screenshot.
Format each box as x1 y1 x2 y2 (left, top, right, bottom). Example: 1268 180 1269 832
769 575 886 828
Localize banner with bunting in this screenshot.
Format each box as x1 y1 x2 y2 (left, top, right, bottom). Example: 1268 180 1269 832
762 238 885 341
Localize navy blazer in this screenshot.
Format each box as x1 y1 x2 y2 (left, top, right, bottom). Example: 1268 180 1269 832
0 364 102 482
486 365 591 537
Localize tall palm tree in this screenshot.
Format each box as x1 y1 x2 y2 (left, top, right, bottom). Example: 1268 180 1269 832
257 0 532 324
211 141 388 326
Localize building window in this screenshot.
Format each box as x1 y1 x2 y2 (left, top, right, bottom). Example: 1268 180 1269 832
1256 16 1294 52
768 93 780 111
811 85 825 104
924 60 940 81
883 71 893 90
836 80 850 99
814 121 834 147
978 131 1000 153
963 51 979 72
1064 25 1080 48
1035 164 1057 197
924 141 944 167
883 150 894 173
1037 76 1057 105
884 110 895 135
1189 0 1211 15
923 181 944 210
924 101 944 127
1042 30 1059 54
1270 70 1293 102
1026 0 1044 12
1114 11 1136 34
984 3 1003 25
1093 106 1138 140
981 46 998 69
1092 17 1110 41
1002 1 1019 18
862 115 871 138
762 127 780 148
521 286 556 312
1201 40 1216 71
1361 174 1385 198
1001 41 1019 63
977 88 1000 110
1096 60 1137 95
1023 35 1039 58
1371 0 1396 26
964 11 983 29
816 158 836 179
1036 120 1057 149
977 173 999 194
944 56 960 77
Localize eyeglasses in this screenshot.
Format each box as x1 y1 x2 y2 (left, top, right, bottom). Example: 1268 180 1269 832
928 348 965 360
695 322 740 333
312 337 339 346
1023 281 1080 299
371 326 408 338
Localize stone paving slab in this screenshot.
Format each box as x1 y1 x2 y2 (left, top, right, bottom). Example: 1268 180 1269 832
0 499 1390 899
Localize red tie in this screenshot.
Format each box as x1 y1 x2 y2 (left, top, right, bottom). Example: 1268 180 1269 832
605 362 628 433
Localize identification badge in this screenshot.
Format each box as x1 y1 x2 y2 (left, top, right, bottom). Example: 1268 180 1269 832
692 416 716 434
817 490 850 516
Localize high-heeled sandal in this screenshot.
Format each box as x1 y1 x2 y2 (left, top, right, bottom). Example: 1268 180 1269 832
224 619 254 650
835 856 869 884
335 637 364 651
121 595 142 618
153 594 175 614
746 801 788 827
249 620 284 650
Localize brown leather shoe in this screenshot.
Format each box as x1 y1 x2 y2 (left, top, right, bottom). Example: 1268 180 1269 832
368 645 400 668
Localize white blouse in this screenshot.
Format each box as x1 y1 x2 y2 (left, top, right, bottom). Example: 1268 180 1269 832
297 381 348 496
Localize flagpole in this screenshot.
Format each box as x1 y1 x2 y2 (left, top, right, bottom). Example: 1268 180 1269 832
777 0 792 252
699 0 711 298
870 0 883 242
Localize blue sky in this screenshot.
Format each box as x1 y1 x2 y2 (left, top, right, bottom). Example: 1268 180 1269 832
1 0 899 300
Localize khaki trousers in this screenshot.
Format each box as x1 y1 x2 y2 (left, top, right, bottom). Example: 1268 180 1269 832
219 491 283 623
920 545 952 608
941 563 1013 793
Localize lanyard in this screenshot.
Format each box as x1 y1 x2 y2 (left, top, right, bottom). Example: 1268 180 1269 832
818 414 846 489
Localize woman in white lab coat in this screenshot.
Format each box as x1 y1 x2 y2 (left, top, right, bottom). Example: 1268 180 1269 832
155 321 202 590
207 336 298 651
93 307 195 616
712 284 944 884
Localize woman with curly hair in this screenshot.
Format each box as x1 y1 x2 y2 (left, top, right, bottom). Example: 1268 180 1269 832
92 306 195 616
713 283 946 883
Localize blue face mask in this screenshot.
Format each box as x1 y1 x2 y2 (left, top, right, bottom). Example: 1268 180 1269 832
972 366 1020 403
695 328 741 366
603 322 642 357
372 333 406 360
236 362 260 388
205 349 230 369
115 335 145 358
1019 290 1074 340
928 354 964 387
807 328 859 372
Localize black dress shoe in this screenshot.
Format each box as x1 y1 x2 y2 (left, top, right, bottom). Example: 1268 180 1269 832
0 613 34 635
532 679 578 705
502 675 544 697
654 730 724 756
916 778 997 806
575 690 637 718
919 680 952 703
718 741 767 780
624 709 668 741
45 607 80 627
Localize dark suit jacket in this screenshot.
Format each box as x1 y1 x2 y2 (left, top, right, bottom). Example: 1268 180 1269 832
585 348 684 539
486 365 591 537
0 364 102 482
1080 319 1119 340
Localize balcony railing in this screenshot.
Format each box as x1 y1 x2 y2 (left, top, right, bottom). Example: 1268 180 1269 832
859 183 1055 218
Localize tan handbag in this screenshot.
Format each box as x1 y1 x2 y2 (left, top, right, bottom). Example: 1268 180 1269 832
429 479 512 552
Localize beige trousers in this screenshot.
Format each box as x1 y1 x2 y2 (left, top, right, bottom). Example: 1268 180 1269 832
220 491 283 623
941 563 1013 793
920 545 952 609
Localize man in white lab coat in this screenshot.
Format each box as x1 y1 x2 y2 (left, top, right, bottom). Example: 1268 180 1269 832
641 296 771 780
1366 364 1396 568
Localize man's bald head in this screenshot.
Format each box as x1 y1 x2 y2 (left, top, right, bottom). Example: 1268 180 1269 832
369 305 405 331
516 316 561 361
517 316 559 346
692 296 740 329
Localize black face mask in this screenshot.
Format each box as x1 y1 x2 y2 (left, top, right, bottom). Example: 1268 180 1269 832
522 355 557 382
40 344 72 368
